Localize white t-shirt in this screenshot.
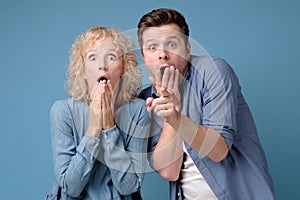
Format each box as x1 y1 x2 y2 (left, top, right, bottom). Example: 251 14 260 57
180 143 217 200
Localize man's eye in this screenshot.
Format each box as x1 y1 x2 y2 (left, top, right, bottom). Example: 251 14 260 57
169 42 176 48
149 44 156 51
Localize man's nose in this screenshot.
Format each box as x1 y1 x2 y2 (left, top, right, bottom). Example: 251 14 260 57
158 49 170 60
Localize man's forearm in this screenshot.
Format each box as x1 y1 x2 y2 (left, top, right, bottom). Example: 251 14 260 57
176 115 229 162
153 122 183 181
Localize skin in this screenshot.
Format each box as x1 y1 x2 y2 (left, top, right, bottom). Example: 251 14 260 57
84 38 124 137
141 24 190 92
141 24 229 181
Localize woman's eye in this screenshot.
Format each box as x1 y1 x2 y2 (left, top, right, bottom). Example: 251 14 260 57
107 54 117 63
88 55 96 61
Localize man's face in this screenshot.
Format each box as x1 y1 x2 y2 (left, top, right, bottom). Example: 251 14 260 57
141 24 190 77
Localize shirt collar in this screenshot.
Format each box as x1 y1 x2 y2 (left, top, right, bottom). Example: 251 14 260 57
151 86 159 98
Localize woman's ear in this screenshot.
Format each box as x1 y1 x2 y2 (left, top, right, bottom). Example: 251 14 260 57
120 60 126 77
120 69 125 78
82 69 87 80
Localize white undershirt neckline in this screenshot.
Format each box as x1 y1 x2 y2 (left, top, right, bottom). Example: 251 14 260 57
180 142 217 200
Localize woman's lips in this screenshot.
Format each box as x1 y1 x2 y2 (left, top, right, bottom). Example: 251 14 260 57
97 76 108 83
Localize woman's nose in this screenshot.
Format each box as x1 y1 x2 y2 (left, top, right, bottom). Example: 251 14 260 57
98 61 108 71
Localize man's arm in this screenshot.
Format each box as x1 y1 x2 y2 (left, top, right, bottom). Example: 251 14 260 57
148 64 230 181
176 115 229 162
149 89 228 182
152 122 183 181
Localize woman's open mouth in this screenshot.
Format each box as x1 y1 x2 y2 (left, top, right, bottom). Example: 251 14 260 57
97 76 108 83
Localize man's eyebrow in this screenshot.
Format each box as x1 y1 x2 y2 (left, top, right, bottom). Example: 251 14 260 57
144 38 155 44
145 35 180 42
166 34 182 40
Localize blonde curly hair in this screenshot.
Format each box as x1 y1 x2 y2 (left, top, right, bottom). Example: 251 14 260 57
66 26 142 104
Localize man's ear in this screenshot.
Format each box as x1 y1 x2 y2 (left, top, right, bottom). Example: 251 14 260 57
140 49 144 59
186 42 191 56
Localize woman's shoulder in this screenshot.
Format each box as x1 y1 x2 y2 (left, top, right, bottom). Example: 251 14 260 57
49 98 73 126
50 98 73 112
127 97 147 111
51 98 68 111
50 98 87 116
51 98 87 109
122 98 149 121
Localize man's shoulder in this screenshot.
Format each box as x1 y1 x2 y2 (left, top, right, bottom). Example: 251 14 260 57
190 55 232 73
138 83 153 100
191 55 225 65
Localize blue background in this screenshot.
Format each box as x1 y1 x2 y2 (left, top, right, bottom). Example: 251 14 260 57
1 0 299 199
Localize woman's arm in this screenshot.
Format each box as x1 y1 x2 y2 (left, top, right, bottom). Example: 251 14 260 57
50 100 98 198
96 102 150 195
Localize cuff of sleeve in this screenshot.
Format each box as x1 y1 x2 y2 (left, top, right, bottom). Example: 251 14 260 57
102 125 120 144
78 134 101 158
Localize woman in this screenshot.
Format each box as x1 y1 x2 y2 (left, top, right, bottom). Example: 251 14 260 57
46 27 149 200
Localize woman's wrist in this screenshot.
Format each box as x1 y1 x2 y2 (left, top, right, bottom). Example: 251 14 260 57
87 126 101 138
102 121 115 130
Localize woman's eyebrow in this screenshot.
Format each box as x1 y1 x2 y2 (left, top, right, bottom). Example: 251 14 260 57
86 49 96 55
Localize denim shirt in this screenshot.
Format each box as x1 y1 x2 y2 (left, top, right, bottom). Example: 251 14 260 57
46 98 150 200
139 55 276 200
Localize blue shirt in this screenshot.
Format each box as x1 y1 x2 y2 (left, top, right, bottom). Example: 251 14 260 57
139 56 276 200
46 98 150 200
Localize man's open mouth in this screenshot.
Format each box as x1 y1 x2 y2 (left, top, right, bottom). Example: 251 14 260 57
160 66 167 76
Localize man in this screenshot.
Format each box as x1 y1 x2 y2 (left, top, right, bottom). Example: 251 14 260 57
137 8 275 200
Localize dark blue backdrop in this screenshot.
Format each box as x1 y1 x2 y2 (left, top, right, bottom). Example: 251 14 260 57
1 0 299 199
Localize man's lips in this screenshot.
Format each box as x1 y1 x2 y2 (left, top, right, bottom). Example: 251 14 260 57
159 64 170 76
160 66 167 76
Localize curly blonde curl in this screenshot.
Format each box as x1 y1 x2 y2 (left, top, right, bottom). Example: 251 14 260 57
66 26 142 104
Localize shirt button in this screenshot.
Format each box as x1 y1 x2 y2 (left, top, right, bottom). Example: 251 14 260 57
177 192 180 196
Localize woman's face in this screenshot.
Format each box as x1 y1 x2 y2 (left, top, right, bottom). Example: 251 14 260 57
84 37 124 95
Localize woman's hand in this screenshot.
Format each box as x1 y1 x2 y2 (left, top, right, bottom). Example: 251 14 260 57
87 80 115 137
101 80 115 130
